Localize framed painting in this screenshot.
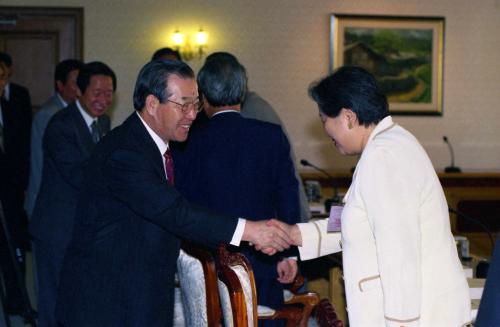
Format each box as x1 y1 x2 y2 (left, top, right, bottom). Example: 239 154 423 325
330 14 445 115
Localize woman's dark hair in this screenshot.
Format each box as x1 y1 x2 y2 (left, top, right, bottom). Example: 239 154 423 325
308 66 388 126
77 61 117 94
133 59 195 111
197 52 247 107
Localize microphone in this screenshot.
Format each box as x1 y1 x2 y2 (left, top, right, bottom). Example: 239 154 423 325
448 207 495 254
300 159 342 212
443 136 461 173
449 206 493 278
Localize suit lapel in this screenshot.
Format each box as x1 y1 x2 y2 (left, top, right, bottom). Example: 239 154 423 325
127 113 166 180
68 104 95 154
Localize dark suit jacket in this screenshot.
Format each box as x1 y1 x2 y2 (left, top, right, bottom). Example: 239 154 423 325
30 103 110 248
475 237 500 326
174 111 300 309
55 112 238 327
0 82 31 246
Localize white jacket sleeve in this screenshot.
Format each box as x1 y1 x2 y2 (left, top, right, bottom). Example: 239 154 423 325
296 219 342 261
359 146 421 327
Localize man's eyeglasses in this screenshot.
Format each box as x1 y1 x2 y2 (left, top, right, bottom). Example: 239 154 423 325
165 99 203 114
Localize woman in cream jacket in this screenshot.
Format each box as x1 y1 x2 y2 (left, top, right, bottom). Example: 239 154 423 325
277 67 471 326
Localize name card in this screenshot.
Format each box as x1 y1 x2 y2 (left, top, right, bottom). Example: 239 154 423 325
327 205 343 232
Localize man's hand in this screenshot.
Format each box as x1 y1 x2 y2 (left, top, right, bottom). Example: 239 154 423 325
266 219 302 246
242 220 292 255
277 258 298 284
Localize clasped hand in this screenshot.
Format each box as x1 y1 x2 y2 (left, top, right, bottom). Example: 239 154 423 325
243 219 294 255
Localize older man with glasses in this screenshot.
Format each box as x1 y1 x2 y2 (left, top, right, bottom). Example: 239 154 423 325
55 59 292 327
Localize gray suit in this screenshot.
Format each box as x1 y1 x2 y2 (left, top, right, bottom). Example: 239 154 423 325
30 103 110 327
241 91 310 222
24 94 67 218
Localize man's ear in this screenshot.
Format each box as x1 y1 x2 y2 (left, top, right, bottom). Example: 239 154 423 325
144 94 159 115
55 80 64 93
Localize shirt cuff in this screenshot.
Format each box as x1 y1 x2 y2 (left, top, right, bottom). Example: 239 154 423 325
230 218 246 246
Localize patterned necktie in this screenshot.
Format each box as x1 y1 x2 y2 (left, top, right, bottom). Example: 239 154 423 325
163 148 175 186
90 120 100 143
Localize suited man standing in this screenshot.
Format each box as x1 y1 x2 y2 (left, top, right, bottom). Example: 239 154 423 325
475 236 500 326
0 53 32 315
30 61 114 327
174 53 300 326
24 59 84 219
55 59 291 327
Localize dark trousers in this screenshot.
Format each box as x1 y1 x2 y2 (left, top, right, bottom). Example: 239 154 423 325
0 190 28 314
34 239 66 327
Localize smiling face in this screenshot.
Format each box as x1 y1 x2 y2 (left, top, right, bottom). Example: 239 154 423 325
144 74 199 143
78 74 114 118
320 108 369 156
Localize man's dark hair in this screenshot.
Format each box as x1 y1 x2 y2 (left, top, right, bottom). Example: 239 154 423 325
0 52 12 67
54 59 84 90
133 60 195 111
151 47 182 61
197 52 247 107
308 66 388 127
76 61 117 94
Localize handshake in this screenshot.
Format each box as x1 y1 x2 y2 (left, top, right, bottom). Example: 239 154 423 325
242 219 303 255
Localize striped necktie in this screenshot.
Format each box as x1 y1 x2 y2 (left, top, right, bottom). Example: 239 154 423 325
91 120 100 143
163 148 175 186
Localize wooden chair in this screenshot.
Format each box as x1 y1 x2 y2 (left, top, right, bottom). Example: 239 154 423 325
283 274 320 327
176 242 223 326
216 244 307 327
315 298 344 327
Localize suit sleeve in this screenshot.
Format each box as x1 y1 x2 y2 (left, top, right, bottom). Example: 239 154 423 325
18 89 32 190
296 219 342 260
43 117 87 191
359 146 421 327
275 128 300 224
105 147 238 247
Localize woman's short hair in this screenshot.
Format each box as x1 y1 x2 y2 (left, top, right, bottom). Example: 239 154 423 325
308 66 388 126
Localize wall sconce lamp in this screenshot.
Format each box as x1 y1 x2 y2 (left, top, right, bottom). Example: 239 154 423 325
172 28 208 61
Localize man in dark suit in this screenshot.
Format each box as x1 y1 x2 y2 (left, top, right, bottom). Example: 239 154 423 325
30 61 115 327
0 53 32 315
174 52 300 326
475 236 500 326
55 59 291 327
25 59 83 219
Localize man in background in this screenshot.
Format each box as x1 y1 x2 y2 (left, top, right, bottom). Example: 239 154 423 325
241 86 310 222
174 52 300 326
0 52 32 315
30 61 114 327
55 59 291 326
24 59 84 219
151 47 182 61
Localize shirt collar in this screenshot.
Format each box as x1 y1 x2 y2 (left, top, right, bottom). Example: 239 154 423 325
76 99 97 128
212 109 240 117
56 92 69 107
135 111 168 155
364 115 395 149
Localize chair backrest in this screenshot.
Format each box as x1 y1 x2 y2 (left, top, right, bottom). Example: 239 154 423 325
216 244 258 327
315 298 344 327
177 242 222 326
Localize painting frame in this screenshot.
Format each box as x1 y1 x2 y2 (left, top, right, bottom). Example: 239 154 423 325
330 14 445 115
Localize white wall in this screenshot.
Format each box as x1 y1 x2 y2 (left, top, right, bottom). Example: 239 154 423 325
4 0 500 172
